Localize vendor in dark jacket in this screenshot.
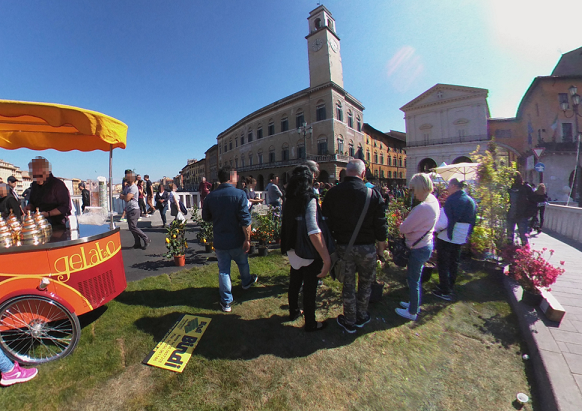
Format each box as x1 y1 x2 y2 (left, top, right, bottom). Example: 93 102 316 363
507 171 536 245
25 157 71 227
322 159 387 334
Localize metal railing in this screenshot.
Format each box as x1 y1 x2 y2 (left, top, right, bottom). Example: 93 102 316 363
110 191 268 214
537 141 581 152
406 134 489 147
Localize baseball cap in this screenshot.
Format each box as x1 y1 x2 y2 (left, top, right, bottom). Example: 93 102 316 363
7 176 19 183
448 178 466 188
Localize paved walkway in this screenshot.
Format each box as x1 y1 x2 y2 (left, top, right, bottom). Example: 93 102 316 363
116 210 212 282
512 231 582 411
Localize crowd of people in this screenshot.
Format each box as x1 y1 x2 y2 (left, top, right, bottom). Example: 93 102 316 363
0 156 553 387
197 159 480 334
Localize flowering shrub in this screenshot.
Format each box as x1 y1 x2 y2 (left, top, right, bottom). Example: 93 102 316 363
386 199 410 240
502 244 565 294
164 219 188 258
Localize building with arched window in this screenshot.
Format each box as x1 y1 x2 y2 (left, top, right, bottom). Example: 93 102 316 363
363 123 407 186
208 5 365 189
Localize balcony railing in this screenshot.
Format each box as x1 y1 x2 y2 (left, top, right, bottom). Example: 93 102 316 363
235 154 353 172
537 141 581 152
407 134 489 148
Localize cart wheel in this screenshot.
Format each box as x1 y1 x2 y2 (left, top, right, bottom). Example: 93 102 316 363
0 295 81 365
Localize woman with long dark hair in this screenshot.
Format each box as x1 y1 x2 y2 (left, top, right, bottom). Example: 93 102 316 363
280 165 331 332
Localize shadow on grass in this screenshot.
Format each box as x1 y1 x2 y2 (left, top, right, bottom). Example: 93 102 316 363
115 283 288 311
129 249 210 271
134 310 400 360
78 305 108 328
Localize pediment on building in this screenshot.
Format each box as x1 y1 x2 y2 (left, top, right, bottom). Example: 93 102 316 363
400 84 489 112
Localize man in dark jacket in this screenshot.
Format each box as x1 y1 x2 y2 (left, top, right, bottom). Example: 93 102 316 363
79 182 90 212
507 172 536 245
322 159 388 333
26 157 71 227
0 184 21 220
433 179 477 301
5 176 23 219
202 166 256 312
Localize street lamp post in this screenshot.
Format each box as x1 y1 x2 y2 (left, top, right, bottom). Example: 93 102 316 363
560 85 582 206
297 121 312 160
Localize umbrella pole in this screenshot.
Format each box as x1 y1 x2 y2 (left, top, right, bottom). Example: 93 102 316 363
109 145 114 230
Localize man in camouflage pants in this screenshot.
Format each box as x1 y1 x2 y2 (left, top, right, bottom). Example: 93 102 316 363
322 159 387 333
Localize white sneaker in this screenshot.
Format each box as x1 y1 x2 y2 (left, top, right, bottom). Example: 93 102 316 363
400 301 410 309
395 307 417 321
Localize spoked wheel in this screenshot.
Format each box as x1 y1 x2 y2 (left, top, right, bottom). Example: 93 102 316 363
0 295 81 365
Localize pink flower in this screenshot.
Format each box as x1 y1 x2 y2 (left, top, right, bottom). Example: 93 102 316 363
560 261 565 265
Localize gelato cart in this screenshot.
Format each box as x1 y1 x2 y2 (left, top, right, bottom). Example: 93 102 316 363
0 100 128 364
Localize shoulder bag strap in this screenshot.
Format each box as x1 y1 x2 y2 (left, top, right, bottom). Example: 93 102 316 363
411 228 432 248
345 188 372 254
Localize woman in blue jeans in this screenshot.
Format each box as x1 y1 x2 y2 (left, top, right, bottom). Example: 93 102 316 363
396 173 439 321
0 349 38 386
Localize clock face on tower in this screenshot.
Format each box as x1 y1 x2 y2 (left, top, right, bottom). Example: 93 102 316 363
329 39 338 53
311 38 323 52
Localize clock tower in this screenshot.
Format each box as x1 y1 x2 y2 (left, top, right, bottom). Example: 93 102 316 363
306 5 343 88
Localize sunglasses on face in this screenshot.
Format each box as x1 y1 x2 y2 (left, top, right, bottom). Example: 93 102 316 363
33 174 45 178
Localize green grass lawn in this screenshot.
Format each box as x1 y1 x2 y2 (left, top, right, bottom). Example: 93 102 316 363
1 252 536 411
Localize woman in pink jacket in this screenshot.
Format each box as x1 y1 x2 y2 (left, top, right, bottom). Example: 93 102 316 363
396 173 439 321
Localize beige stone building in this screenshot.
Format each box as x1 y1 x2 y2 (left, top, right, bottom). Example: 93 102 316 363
362 124 407 185
0 159 27 194
212 5 366 190
205 145 218 184
488 46 582 201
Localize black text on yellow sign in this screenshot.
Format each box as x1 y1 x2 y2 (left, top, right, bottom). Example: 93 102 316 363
143 314 211 372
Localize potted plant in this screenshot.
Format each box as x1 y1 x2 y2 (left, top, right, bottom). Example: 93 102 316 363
502 244 565 305
470 141 517 259
191 205 213 252
164 219 188 266
252 210 276 256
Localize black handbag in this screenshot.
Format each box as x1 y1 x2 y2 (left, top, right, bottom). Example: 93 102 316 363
294 202 335 259
390 229 431 268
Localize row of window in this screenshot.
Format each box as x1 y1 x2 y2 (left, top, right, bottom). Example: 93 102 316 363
366 152 405 167
373 170 404 179
335 102 362 131
219 103 363 155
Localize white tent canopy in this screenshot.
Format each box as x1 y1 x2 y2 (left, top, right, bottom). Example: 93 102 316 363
431 162 479 182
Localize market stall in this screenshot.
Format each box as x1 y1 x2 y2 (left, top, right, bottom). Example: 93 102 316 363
0 99 128 364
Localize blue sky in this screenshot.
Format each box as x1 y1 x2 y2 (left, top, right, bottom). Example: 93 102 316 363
1 0 581 182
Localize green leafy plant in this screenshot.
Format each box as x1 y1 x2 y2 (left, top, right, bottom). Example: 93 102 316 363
164 219 187 258
469 225 495 259
252 206 281 244
470 141 517 258
191 205 213 245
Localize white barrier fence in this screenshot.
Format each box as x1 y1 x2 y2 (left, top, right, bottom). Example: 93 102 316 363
544 204 582 243
109 191 268 215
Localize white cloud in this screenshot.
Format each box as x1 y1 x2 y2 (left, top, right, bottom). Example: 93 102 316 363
386 45 424 93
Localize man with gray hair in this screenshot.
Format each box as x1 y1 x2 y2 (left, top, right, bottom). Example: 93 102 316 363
322 159 387 333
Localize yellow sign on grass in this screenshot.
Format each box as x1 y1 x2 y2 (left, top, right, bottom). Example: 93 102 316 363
144 314 211 372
